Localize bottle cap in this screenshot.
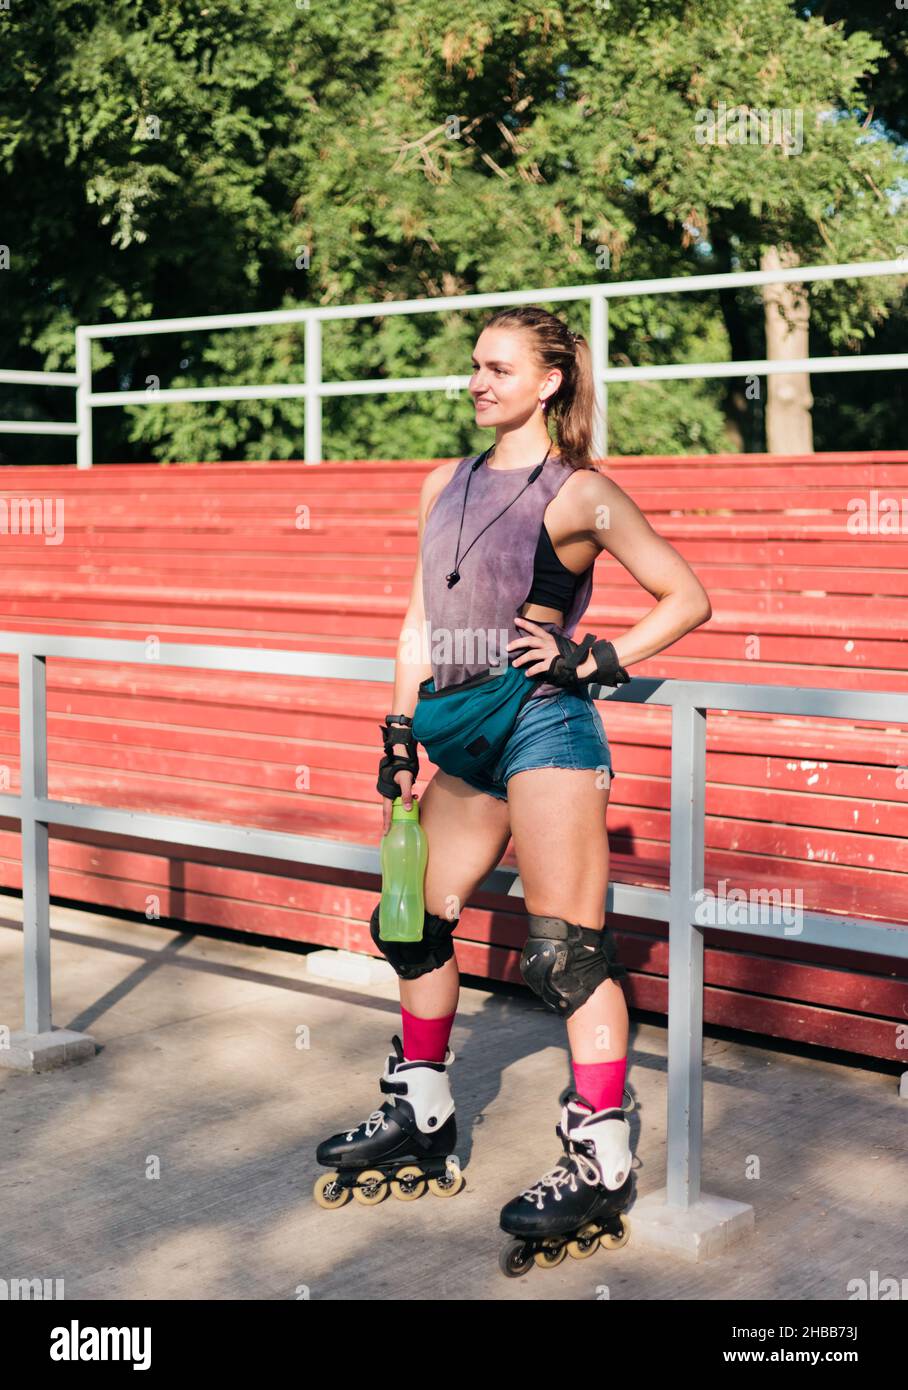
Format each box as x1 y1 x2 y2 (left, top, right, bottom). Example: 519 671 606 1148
391 794 420 822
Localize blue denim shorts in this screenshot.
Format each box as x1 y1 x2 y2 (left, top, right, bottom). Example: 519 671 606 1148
456 688 615 801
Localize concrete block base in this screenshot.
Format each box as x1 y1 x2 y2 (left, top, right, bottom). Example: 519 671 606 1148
305 948 396 987
0 1028 97 1073
629 1188 754 1261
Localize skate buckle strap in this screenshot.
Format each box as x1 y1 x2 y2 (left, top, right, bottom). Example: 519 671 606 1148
376 1084 439 1153
557 1125 606 1185
562 1105 633 1189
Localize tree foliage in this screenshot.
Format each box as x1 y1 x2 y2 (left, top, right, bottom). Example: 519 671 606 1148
0 0 904 463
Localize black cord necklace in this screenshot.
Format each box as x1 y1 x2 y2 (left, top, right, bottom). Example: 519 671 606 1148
445 442 553 588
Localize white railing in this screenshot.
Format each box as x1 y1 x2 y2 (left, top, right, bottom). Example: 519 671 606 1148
1 258 905 466
0 368 80 436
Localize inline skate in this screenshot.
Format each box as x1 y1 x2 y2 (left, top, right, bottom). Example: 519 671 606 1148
498 1085 636 1277
313 1034 464 1207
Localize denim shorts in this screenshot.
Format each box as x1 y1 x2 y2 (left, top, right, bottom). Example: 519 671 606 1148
456 688 615 801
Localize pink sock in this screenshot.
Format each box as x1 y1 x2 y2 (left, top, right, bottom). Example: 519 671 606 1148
400 1006 456 1063
571 1057 628 1113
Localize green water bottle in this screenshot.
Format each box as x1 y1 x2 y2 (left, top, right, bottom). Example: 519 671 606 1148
379 794 428 942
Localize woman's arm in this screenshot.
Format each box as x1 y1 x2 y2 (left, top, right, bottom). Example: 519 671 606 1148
574 470 712 676
378 464 453 828
389 463 454 715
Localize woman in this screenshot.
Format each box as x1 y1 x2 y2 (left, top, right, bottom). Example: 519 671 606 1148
315 306 711 1268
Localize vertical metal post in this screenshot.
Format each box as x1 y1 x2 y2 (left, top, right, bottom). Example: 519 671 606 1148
75 327 93 470
666 699 707 1208
305 315 322 465
589 291 608 462
19 651 51 1034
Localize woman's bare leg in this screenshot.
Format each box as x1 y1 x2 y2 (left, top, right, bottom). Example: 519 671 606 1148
506 767 628 1063
398 770 511 1018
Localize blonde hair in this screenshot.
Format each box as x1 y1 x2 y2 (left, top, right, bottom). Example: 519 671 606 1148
483 306 599 470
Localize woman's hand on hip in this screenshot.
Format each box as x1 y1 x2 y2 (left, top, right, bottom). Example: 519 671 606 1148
507 615 559 677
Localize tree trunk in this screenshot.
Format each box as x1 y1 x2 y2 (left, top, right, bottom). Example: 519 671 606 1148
712 230 762 451
761 245 814 453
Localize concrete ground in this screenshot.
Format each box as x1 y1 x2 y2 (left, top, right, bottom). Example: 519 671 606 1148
1 893 905 1302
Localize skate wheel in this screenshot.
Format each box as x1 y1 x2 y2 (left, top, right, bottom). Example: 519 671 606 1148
313 1172 351 1209
390 1165 427 1201
428 1163 465 1198
533 1241 567 1270
352 1169 390 1205
499 1239 533 1278
600 1214 631 1250
566 1222 601 1259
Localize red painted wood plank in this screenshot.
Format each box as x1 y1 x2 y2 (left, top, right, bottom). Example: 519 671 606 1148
3 556 907 604
0 715 903 814
5 527 905 570
17 485 899 515
1 594 906 647
6 458 908 492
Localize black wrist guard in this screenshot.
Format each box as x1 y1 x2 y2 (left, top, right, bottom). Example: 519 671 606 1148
546 632 630 691
377 715 420 800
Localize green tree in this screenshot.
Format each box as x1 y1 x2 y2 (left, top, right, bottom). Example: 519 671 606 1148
1 0 904 464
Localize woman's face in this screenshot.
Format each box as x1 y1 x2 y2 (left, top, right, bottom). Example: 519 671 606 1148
469 327 561 428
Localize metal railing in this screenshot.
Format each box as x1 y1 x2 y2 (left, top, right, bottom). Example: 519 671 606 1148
1 257 906 466
2 630 906 1211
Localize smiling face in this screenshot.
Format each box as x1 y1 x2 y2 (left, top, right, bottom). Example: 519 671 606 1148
469 326 563 429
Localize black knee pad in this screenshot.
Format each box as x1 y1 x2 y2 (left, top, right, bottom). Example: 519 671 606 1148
369 902 459 981
520 913 627 1019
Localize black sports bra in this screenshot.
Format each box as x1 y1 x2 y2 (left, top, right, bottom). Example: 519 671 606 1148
524 522 585 612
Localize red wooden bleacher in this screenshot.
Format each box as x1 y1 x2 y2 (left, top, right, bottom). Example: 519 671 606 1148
1 453 906 1063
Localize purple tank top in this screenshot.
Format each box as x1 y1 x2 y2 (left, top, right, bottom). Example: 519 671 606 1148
421 451 595 699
